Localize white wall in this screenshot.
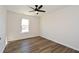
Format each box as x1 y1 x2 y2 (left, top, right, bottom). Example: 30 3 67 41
0 6 7 52
40 6 79 51
7 11 40 41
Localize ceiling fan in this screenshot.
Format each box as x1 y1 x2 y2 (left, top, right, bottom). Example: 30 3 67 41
29 5 46 14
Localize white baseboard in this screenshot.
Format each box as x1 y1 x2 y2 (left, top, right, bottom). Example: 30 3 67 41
40 35 79 51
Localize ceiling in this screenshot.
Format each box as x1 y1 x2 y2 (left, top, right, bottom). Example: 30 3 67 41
4 5 69 16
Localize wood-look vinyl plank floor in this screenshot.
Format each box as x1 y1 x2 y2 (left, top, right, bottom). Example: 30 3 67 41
4 36 79 53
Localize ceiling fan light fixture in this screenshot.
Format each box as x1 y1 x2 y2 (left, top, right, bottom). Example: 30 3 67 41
35 11 39 14
35 11 38 13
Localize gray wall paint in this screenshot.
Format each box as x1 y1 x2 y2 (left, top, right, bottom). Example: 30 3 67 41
7 11 40 41
40 6 79 51
0 6 7 53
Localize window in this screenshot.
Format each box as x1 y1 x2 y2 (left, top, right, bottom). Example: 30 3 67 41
21 18 29 33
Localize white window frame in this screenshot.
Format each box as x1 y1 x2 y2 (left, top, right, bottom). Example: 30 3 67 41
21 18 29 33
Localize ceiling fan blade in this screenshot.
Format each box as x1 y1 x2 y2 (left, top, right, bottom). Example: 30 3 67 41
38 10 46 12
38 5 43 9
29 6 35 10
29 10 34 12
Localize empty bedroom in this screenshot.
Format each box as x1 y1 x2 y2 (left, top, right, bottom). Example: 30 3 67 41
0 5 79 53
